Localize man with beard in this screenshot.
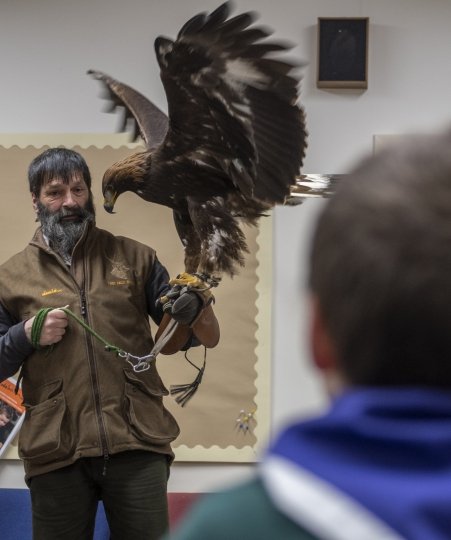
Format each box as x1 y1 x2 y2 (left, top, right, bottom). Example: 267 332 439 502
0 148 219 540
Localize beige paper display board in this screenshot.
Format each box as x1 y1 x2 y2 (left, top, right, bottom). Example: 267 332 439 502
0 134 271 462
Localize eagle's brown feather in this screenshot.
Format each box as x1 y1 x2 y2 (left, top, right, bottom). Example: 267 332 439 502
89 1 307 279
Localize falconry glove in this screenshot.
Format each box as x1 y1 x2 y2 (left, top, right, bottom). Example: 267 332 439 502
155 273 220 406
159 272 214 326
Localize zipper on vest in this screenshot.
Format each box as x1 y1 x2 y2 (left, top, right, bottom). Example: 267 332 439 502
80 291 87 317
36 232 111 462
80 287 110 462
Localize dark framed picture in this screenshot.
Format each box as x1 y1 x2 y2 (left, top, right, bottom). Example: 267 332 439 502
317 17 369 89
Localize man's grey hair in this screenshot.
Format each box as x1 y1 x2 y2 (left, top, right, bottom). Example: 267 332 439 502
28 147 92 197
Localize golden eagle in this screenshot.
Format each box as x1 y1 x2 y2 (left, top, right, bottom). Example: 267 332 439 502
88 1 307 281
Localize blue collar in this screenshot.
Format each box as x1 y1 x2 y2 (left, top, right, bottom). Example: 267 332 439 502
266 388 451 540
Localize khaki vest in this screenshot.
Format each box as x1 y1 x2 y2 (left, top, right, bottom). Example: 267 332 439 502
0 224 179 478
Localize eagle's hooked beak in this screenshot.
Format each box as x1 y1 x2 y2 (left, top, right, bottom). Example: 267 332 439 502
103 188 118 214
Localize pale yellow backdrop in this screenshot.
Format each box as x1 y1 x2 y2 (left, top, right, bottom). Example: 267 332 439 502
0 134 271 462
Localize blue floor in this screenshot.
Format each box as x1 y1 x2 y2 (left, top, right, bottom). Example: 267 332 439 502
0 488 109 539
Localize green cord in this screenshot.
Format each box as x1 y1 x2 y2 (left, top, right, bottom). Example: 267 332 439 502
31 308 53 349
31 307 124 355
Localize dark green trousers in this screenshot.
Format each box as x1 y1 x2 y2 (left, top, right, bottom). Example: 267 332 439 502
28 450 169 540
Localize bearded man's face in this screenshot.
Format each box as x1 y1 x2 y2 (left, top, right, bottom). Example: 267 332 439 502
33 174 95 260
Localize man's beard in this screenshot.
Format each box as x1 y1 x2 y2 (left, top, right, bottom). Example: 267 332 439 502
37 199 95 262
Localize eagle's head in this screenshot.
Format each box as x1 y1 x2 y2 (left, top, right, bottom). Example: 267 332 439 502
102 151 151 213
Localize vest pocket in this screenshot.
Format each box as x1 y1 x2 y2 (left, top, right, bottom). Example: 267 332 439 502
124 379 180 444
19 391 73 465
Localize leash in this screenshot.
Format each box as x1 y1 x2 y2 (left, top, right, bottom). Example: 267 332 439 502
17 306 202 405
31 306 178 373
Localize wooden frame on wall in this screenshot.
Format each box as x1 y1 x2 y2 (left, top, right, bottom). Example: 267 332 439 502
317 17 369 89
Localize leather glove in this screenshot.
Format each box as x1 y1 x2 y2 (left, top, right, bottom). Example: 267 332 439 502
159 273 214 326
168 291 203 326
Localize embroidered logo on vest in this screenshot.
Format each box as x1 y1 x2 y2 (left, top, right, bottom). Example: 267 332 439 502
109 258 130 280
41 288 63 297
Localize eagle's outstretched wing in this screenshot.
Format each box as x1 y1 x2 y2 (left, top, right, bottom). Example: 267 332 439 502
87 69 168 149
153 0 306 204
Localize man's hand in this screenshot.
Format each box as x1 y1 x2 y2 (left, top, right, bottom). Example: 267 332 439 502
24 308 69 347
168 291 203 326
159 273 215 326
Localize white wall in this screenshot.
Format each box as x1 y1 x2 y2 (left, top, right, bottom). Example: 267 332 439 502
2 0 451 491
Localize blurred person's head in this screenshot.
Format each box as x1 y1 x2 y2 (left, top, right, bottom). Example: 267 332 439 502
0 404 17 427
309 129 451 393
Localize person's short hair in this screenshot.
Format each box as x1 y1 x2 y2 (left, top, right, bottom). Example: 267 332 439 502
0 403 18 422
309 129 451 388
28 148 92 197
